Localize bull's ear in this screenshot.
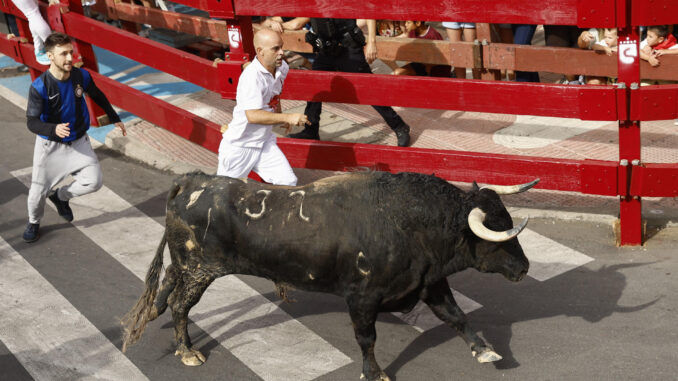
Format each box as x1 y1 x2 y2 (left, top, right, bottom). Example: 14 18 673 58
471 181 480 191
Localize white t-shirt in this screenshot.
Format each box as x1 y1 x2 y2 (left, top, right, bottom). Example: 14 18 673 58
221 57 289 148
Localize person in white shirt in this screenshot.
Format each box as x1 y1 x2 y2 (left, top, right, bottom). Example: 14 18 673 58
217 28 308 185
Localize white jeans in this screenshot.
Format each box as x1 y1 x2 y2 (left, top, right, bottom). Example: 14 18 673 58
10 0 51 51
217 136 297 186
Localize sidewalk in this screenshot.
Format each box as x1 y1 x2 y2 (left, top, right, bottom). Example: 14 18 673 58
2 46 678 231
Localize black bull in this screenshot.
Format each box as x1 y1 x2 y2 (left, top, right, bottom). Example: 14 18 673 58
122 171 538 381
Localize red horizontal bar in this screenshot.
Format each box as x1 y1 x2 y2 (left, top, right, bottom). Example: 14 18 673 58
89 71 223 152
630 164 678 197
277 138 619 194
61 11 241 94
630 85 678 122
632 0 678 27
283 72 619 121
230 0 612 27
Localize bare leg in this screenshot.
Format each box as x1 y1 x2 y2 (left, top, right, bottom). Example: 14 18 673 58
423 278 502 363
463 28 481 79
446 28 467 79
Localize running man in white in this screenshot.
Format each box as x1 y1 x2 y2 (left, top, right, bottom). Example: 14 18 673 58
217 28 308 186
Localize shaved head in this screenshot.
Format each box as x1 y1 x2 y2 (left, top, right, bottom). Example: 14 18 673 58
253 28 282 50
253 28 284 73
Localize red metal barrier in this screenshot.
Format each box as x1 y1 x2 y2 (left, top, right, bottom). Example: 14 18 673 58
2 0 678 245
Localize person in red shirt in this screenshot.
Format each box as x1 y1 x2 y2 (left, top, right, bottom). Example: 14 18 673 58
392 21 451 77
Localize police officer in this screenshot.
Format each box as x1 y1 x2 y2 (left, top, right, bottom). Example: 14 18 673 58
22 32 125 242
289 18 411 147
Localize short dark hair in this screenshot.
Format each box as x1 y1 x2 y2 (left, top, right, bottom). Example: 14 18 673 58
648 25 669 38
44 32 72 52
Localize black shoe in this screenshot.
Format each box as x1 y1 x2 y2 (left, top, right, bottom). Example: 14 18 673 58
49 192 74 222
23 223 40 243
288 129 320 140
393 124 411 147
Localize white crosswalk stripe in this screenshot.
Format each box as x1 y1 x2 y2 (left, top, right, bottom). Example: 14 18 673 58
393 290 483 332
11 168 352 381
520 229 594 282
8 165 596 376
0 236 148 381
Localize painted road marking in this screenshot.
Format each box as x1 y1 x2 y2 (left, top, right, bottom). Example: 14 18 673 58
520 228 594 282
0 236 148 381
11 168 352 381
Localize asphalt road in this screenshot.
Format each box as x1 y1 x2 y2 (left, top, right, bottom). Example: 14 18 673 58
1 96 677 381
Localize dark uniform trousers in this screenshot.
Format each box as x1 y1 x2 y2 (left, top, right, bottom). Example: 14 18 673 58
303 45 407 133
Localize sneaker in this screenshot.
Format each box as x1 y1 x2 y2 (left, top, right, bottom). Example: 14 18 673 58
288 129 320 140
22 223 40 243
393 124 411 147
674 119 678 126
35 48 50 66
49 192 74 222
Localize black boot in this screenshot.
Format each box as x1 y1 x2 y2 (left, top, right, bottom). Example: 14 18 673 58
23 223 40 243
392 124 411 147
288 128 320 140
49 191 74 222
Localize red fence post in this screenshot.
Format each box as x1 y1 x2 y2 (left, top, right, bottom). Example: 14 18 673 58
616 16 643 245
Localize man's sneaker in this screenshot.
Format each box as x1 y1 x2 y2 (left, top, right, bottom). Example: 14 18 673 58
393 124 411 147
674 119 678 126
288 129 320 140
49 192 74 222
35 48 50 65
23 223 40 243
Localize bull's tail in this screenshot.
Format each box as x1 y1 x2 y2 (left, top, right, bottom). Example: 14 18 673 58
121 230 167 352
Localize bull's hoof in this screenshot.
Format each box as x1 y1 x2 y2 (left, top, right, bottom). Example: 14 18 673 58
360 372 391 381
175 348 206 366
473 348 502 363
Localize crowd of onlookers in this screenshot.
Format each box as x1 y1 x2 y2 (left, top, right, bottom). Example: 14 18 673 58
257 18 678 87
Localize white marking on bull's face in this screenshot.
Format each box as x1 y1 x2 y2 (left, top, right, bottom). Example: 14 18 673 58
289 190 310 222
357 251 371 276
308 273 315 280
186 189 205 209
245 190 272 220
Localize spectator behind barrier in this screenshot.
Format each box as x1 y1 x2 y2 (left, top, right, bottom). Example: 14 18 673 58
544 25 584 84
392 21 451 78
442 21 480 79
512 24 540 82
639 25 678 88
640 25 678 68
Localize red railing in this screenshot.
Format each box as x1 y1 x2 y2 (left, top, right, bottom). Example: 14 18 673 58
1 0 677 245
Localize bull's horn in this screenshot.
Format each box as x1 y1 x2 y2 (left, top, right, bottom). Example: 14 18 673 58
467 208 528 242
480 178 540 195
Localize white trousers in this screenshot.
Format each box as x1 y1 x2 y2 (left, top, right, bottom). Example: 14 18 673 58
217 136 297 186
27 135 102 224
10 0 51 51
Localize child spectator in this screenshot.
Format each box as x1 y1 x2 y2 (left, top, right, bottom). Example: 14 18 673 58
392 21 451 77
373 20 404 73
640 25 677 67
442 22 480 79
577 28 616 84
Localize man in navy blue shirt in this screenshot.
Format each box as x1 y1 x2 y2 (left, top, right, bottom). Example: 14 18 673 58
23 32 125 242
